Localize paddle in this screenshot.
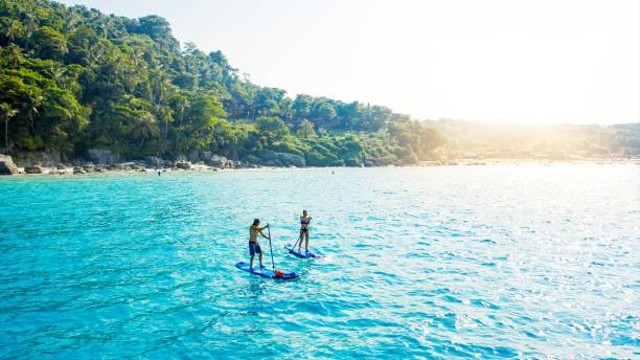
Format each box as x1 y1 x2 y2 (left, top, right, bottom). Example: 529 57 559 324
267 224 276 270
290 233 302 253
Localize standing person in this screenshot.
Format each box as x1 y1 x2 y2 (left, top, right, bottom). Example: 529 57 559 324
298 210 312 253
249 219 269 270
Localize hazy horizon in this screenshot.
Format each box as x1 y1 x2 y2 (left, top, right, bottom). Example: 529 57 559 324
57 0 640 126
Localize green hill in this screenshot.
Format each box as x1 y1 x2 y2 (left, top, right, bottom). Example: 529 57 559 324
0 0 637 167
0 0 443 167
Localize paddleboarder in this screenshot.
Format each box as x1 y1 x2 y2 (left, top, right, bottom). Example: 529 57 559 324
249 219 269 270
298 210 312 253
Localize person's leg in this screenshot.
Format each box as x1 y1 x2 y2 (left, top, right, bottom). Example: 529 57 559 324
259 251 263 267
305 231 309 252
298 231 303 252
249 242 255 269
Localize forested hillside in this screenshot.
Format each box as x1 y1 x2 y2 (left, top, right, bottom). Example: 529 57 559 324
0 0 444 167
432 120 640 160
0 0 637 168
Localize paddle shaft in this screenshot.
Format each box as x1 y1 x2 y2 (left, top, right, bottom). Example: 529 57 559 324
291 232 302 250
267 225 275 270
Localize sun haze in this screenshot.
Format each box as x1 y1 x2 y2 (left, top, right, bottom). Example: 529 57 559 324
56 0 640 125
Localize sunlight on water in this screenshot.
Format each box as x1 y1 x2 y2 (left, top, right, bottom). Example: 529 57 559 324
1 164 639 358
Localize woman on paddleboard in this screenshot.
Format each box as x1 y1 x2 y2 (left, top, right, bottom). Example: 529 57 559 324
298 210 312 253
249 219 269 270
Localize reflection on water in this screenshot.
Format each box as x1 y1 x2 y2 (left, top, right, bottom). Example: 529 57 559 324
0 164 638 358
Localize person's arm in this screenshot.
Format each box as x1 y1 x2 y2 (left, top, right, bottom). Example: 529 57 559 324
259 224 270 239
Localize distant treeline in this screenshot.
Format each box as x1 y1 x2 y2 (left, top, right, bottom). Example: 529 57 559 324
432 120 640 159
0 0 637 167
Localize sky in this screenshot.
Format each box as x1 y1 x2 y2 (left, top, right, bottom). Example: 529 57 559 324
56 0 639 125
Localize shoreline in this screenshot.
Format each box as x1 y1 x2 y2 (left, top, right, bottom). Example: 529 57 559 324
3 157 639 177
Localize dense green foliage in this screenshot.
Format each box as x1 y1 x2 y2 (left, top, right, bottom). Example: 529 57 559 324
1 0 636 167
0 0 444 166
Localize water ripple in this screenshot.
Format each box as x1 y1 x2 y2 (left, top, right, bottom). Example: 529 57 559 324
1 165 638 358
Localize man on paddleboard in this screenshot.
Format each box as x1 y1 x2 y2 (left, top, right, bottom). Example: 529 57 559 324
249 219 269 270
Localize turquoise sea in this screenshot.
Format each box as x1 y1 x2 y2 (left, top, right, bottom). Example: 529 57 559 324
1 165 639 358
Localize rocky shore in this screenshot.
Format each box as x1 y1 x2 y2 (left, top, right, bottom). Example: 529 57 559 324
0 151 259 176
1 150 638 176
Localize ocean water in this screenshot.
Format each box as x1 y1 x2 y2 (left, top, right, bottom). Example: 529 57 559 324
1 164 639 359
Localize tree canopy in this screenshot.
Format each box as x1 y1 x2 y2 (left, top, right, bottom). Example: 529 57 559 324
0 0 636 166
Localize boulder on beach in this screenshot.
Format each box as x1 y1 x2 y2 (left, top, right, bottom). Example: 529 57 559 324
258 150 306 167
145 156 163 168
0 154 19 175
88 149 121 165
344 159 362 167
176 161 191 170
73 166 86 175
12 152 61 168
205 154 228 168
83 163 96 173
56 163 69 170
24 165 44 174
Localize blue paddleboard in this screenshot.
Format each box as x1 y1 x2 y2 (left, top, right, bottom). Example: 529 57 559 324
235 261 299 279
285 244 323 258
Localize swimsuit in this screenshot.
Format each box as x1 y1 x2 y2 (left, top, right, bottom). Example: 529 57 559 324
300 218 310 233
249 241 262 256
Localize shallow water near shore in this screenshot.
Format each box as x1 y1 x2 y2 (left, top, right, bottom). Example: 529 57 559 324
1 164 639 358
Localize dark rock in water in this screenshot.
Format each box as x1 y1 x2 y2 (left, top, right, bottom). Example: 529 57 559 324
0 154 19 175
176 161 191 170
24 165 44 174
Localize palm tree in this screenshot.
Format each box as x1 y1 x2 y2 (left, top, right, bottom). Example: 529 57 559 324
134 112 159 148
3 19 22 44
173 95 189 155
6 44 23 67
23 94 43 130
1 103 19 154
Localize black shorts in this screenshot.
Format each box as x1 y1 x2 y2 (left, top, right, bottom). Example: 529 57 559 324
301 228 309 233
249 242 262 256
